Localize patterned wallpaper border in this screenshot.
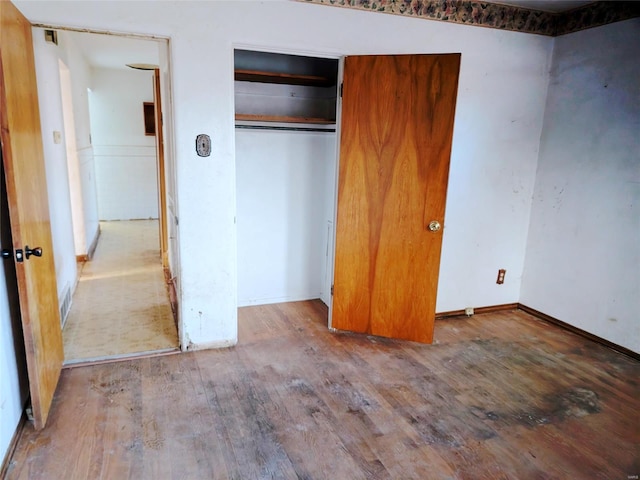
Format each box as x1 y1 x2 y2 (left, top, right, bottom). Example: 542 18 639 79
299 1 640 36
555 1 639 36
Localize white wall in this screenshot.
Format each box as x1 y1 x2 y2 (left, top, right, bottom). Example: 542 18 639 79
0 258 27 471
32 28 100 259
68 40 100 255
59 60 86 258
32 30 78 301
13 0 553 350
61 30 100 256
521 19 640 353
89 67 158 221
58 31 99 255
236 129 336 306
0 190 28 477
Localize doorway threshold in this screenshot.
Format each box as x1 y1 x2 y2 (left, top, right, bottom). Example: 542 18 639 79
62 347 180 369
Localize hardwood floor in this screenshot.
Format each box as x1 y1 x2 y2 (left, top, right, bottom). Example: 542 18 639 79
6 301 639 479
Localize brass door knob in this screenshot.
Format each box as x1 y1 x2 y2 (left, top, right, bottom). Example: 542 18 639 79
428 220 441 232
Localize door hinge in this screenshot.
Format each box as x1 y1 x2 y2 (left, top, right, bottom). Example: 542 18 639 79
331 284 334 296
340 83 343 98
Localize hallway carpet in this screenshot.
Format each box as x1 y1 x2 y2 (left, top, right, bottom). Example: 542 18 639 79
62 220 178 364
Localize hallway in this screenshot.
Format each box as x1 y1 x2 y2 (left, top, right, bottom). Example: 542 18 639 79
62 220 179 364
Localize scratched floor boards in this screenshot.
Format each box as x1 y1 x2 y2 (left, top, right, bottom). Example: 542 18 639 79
6 300 639 479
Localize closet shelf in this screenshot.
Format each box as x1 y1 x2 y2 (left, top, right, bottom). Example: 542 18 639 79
234 69 335 88
235 114 335 125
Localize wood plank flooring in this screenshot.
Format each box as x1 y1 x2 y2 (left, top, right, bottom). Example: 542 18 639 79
6 300 639 479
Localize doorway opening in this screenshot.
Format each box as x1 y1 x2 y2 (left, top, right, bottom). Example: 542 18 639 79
233 48 339 338
33 27 180 364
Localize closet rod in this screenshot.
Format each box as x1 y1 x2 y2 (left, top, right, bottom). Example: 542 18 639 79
235 124 336 133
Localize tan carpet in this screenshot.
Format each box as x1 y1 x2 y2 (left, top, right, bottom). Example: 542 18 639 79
62 220 178 364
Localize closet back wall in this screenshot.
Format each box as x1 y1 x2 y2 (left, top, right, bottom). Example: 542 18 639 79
236 129 336 306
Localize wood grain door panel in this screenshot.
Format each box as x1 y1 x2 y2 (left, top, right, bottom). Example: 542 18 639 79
0 0 63 429
332 54 460 343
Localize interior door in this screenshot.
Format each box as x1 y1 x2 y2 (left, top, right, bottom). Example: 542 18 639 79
0 1 63 429
153 69 168 269
332 54 460 344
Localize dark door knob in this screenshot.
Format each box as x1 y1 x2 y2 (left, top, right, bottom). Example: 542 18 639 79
25 246 42 259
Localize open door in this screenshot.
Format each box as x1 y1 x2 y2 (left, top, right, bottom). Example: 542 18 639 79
0 1 63 429
154 69 168 269
332 54 460 344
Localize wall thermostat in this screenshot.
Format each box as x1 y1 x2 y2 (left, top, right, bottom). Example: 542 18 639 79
196 134 211 157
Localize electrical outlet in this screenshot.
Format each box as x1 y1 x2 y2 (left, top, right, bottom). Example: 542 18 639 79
465 307 474 316
496 269 506 284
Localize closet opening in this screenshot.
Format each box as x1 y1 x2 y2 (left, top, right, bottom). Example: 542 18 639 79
234 49 339 334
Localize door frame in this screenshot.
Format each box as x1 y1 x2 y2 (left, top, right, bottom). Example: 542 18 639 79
327 55 344 330
153 68 169 270
30 24 182 344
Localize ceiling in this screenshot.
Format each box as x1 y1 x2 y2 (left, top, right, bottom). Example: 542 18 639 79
492 0 595 12
65 30 160 71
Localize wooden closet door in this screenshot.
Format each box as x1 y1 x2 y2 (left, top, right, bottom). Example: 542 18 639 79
332 54 460 343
